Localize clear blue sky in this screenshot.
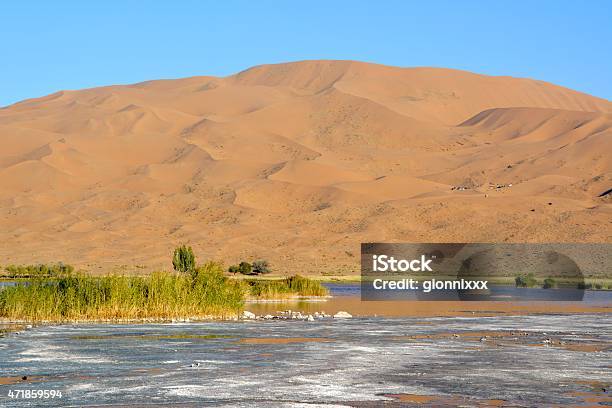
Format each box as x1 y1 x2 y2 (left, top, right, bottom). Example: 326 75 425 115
1 1 611 107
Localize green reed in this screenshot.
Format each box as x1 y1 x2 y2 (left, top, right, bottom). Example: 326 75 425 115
1 263 74 279
247 275 329 298
0 262 244 322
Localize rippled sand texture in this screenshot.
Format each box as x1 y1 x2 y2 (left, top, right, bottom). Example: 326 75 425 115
1 60 611 274
0 315 610 406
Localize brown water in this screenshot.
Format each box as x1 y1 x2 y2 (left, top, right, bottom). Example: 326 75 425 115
247 283 612 317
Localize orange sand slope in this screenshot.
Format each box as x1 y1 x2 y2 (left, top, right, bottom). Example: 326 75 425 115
0 60 610 274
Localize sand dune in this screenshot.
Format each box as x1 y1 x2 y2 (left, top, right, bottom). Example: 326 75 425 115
0 60 610 274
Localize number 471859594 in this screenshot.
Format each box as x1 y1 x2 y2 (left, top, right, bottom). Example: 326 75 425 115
8 389 63 399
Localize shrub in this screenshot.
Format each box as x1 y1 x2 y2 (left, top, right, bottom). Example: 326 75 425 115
228 265 239 274
238 261 252 275
252 260 270 275
543 277 556 289
515 272 538 288
172 245 195 273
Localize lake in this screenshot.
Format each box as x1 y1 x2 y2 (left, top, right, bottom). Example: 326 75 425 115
0 284 610 406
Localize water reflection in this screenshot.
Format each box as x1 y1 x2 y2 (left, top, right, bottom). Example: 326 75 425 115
247 283 612 317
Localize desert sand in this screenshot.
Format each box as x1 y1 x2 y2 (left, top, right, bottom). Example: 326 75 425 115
0 60 610 275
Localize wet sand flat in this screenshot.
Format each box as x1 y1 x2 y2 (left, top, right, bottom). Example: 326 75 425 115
385 393 510 406
0 376 42 386
237 337 333 344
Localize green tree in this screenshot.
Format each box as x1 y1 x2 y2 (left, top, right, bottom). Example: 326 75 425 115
238 261 252 275
252 260 270 275
228 265 240 274
172 245 196 273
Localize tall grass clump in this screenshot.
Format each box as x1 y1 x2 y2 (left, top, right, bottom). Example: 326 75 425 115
2 263 74 278
247 275 329 299
0 262 244 322
285 275 328 296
